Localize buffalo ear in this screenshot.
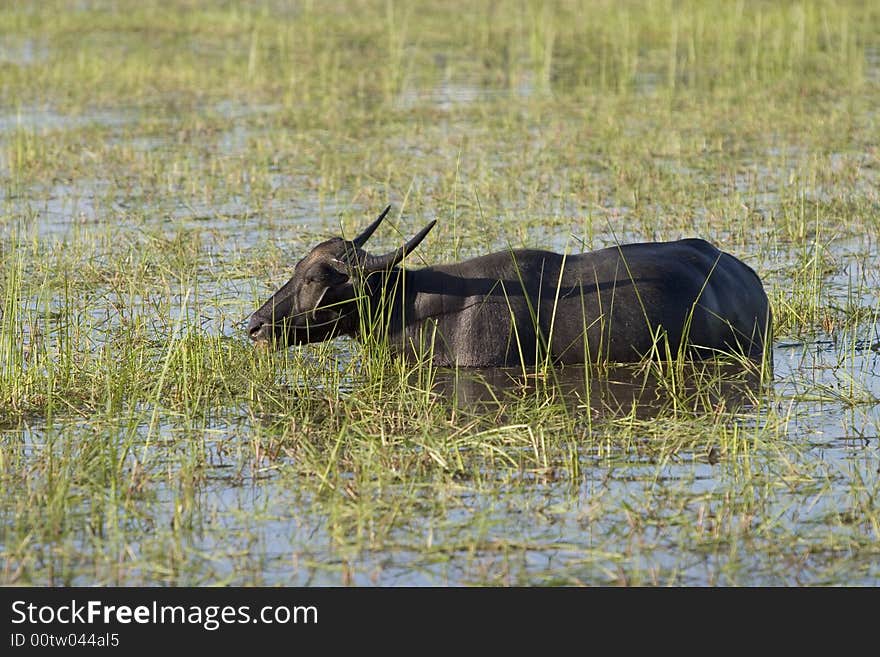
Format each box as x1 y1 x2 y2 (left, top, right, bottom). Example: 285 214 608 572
331 254 374 282
326 264 350 284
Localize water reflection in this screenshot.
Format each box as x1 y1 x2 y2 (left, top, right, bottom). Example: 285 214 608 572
428 361 767 418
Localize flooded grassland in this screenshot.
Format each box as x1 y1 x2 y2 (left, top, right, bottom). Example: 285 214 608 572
1 0 880 585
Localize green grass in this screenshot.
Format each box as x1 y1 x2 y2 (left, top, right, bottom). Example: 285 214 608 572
1 0 879 585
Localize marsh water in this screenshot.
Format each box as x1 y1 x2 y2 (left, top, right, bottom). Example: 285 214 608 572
2 1 880 585
4 189 878 584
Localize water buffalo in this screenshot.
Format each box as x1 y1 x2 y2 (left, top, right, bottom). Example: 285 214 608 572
248 206 772 367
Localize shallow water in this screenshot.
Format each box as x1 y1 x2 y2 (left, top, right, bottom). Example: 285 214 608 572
427 362 766 419
5 330 879 585
5 143 880 589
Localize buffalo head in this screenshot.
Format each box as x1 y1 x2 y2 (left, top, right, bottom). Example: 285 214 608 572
247 205 436 348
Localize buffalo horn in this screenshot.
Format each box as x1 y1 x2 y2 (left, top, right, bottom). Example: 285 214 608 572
351 205 391 248
362 220 437 272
